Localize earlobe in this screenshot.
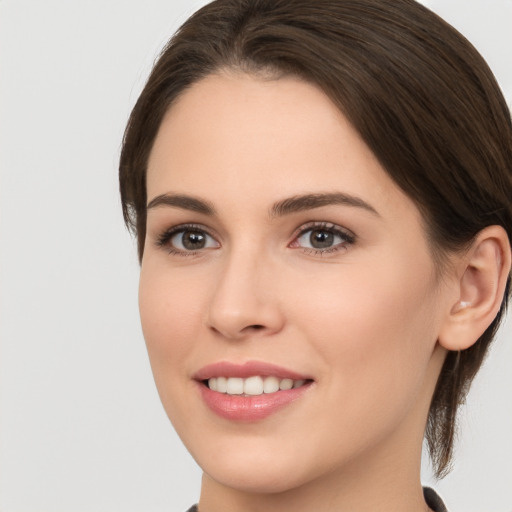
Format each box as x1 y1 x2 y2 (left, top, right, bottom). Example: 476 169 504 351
438 225 511 352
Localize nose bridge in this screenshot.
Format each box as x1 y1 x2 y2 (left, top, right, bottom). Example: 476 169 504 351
206 240 282 339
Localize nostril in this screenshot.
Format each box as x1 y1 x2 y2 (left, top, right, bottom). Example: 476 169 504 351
244 324 265 331
208 323 266 339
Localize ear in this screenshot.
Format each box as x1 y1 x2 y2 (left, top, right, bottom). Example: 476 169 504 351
438 225 511 351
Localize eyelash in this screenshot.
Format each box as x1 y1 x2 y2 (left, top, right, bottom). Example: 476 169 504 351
155 222 356 257
155 223 217 257
291 222 356 256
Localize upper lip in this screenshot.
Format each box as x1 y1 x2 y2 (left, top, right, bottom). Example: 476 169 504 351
193 360 312 381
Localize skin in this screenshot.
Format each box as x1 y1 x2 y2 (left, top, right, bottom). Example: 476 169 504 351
140 73 467 512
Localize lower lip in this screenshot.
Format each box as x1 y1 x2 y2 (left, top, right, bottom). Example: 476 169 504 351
198 382 312 421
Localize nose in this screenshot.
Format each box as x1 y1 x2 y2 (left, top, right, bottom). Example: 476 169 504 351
206 248 285 340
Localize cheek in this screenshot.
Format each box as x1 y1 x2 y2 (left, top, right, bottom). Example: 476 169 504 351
138 261 215 437
292 253 439 401
138 262 205 380
278 258 440 466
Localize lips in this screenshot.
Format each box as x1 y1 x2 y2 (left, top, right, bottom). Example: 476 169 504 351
194 360 311 381
194 361 313 421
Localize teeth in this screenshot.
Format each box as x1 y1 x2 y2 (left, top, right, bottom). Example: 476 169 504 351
216 376 227 393
262 376 279 394
279 378 293 390
244 376 263 395
226 377 244 395
207 376 307 395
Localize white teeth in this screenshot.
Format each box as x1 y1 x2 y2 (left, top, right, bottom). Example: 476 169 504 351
216 376 227 393
207 376 307 395
263 376 280 393
244 376 263 395
279 378 293 390
226 377 244 395
208 377 217 391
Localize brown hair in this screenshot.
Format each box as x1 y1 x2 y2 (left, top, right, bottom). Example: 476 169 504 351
119 0 512 477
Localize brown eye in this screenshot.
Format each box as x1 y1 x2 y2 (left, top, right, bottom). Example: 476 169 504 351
309 229 334 249
180 230 207 250
292 223 355 254
297 228 342 250
166 227 219 253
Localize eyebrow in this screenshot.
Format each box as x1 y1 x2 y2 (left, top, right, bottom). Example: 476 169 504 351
146 191 379 218
269 192 380 218
147 193 216 215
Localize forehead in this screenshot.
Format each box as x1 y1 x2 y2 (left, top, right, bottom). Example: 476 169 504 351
146 72 418 223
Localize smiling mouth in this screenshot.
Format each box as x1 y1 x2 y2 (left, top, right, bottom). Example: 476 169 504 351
204 376 311 396
196 363 314 420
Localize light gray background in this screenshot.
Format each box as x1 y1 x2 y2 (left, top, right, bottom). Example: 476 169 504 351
1 1 511 511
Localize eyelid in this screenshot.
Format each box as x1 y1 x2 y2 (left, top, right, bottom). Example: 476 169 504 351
291 221 355 241
155 223 220 254
289 221 356 253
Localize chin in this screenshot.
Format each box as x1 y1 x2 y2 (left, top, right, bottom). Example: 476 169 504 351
181 425 335 496
200 454 314 495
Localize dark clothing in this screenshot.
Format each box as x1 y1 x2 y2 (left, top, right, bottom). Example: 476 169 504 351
185 486 448 512
424 487 449 512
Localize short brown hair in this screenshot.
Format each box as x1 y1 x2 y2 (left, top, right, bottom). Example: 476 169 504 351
119 0 512 477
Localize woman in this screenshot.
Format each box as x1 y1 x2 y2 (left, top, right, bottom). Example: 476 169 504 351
119 0 512 510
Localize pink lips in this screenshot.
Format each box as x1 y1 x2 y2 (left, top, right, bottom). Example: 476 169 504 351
194 361 313 422
194 360 310 381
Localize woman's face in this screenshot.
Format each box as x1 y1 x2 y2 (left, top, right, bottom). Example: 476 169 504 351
140 74 451 495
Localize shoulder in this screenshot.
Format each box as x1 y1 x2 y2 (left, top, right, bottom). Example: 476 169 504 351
185 490 446 512
424 487 448 512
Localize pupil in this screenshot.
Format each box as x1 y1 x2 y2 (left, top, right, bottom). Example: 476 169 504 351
310 229 333 249
183 231 205 250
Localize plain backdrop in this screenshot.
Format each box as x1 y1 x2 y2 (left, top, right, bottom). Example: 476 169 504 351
1 1 511 511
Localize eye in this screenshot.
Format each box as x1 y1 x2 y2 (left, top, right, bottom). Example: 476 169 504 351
156 224 219 255
290 222 355 254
